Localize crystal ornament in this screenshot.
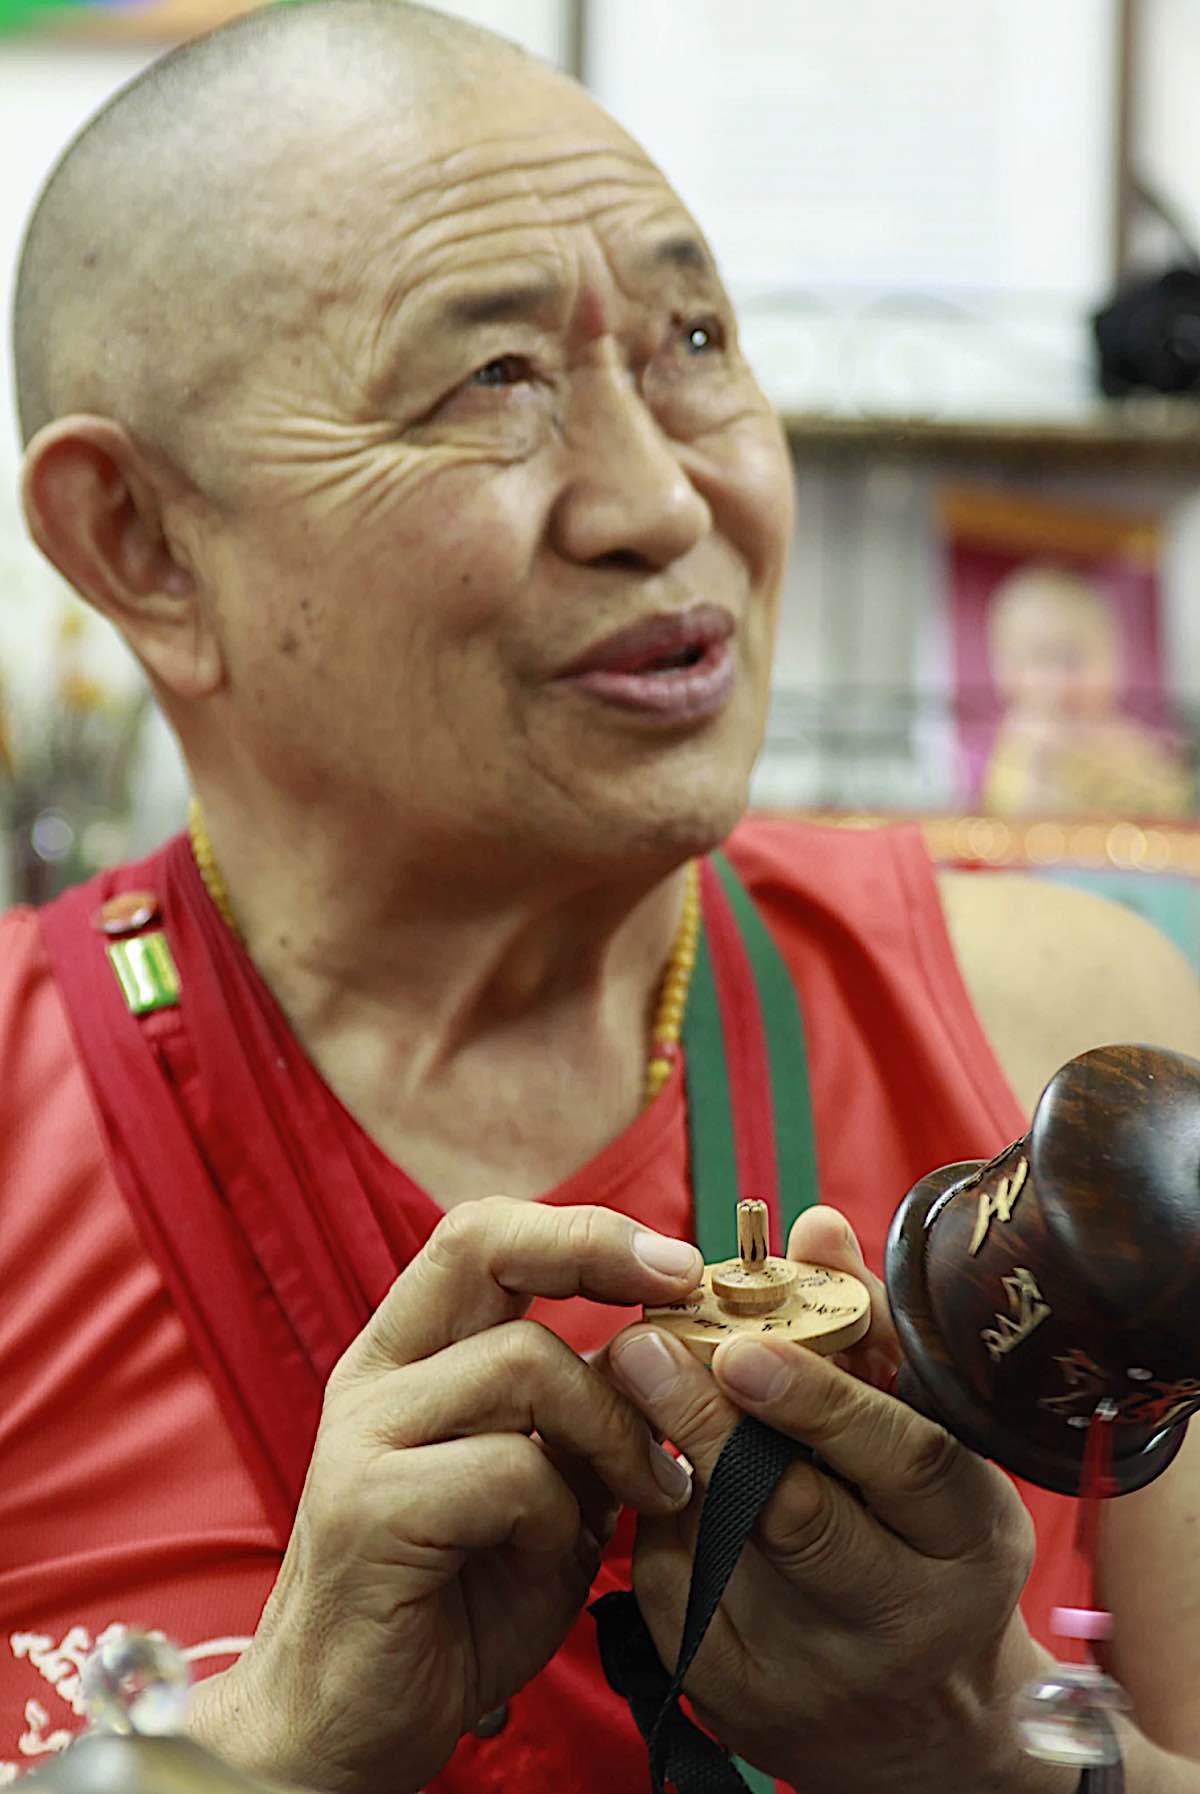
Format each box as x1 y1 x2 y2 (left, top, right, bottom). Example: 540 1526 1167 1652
1015 1660 1130 1767
80 1630 191 1737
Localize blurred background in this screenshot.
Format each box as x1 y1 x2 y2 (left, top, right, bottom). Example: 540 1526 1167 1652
4 0 1200 916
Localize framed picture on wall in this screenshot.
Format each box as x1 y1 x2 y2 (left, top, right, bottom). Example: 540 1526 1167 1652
1 0 257 39
1 0 573 56
939 484 1192 820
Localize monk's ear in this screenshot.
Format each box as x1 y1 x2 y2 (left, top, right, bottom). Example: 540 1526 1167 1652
20 416 223 701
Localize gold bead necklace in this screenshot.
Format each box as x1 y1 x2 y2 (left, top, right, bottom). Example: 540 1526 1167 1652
186 800 700 1107
187 799 238 934
643 857 700 1104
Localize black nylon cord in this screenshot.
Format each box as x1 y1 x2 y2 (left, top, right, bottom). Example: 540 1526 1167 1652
592 1413 1118 1794
1077 1742 1125 1791
592 1414 811 1794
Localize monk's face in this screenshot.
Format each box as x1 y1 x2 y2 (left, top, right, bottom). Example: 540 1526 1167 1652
187 66 793 873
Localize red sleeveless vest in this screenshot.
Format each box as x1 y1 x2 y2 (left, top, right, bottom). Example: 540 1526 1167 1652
0 818 1074 1792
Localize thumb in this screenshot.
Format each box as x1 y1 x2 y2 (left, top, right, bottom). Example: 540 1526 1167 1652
786 1205 898 1389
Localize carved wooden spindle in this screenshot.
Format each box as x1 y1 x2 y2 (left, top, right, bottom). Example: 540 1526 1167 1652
738 1199 768 1266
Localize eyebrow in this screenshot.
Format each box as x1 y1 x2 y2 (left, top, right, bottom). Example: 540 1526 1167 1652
437 278 565 332
637 233 716 279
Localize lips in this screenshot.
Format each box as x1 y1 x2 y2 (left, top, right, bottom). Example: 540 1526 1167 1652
557 606 738 724
562 605 735 678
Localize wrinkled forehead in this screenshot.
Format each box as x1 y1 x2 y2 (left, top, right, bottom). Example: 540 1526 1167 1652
264 75 717 335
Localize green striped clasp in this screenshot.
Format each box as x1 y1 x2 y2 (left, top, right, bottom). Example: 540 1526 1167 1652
106 930 181 1015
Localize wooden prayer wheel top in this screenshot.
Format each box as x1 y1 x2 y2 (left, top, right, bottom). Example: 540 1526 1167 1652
647 1198 870 1363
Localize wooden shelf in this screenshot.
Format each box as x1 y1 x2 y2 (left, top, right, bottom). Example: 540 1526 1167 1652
782 404 1200 470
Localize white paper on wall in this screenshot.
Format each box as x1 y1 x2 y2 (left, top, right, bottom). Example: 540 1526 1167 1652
586 0 1121 418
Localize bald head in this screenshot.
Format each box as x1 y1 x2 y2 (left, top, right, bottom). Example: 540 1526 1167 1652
12 0 541 477
14 0 791 885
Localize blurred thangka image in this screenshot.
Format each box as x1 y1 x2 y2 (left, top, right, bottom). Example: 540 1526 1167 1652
983 566 1192 818
942 487 1192 821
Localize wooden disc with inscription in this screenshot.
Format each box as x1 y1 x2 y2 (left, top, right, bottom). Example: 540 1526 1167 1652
646 1199 871 1364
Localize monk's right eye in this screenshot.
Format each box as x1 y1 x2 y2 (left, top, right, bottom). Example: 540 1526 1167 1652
470 354 531 387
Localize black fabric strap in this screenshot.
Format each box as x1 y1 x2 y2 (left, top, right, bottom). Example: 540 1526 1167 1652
1078 1750 1124 1791
592 1414 809 1794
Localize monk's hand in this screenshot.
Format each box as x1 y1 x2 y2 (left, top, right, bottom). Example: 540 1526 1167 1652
785 1203 902 1390
607 1206 1056 1794
188 1198 700 1794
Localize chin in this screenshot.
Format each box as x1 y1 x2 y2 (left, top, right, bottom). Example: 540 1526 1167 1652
526 683 768 873
575 753 757 873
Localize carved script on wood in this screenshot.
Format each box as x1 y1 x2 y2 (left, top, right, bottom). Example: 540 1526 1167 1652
980 1265 1050 1363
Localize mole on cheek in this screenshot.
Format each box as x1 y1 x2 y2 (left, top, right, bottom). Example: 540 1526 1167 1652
278 629 300 657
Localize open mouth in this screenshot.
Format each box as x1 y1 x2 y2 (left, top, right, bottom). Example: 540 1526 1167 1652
562 605 735 678
639 644 707 673
558 615 737 723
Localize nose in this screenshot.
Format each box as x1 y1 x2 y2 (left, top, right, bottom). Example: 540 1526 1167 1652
549 360 712 571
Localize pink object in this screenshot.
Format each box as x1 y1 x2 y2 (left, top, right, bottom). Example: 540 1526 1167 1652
1052 1606 1114 1641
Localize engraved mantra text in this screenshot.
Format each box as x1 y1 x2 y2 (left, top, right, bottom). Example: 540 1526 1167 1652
980 1266 1051 1362
969 1156 1029 1256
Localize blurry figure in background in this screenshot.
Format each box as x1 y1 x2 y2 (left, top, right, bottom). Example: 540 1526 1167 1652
982 564 1193 818
942 485 1193 821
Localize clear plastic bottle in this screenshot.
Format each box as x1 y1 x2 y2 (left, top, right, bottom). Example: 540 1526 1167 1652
1016 1607 1128 1768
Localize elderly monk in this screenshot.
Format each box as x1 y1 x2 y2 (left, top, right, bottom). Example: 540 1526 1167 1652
4 4 1200 1792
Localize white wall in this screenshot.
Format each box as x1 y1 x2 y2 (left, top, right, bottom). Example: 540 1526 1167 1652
1137 0 1200 252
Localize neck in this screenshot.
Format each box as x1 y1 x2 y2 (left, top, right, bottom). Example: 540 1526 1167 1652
187 792 696 1196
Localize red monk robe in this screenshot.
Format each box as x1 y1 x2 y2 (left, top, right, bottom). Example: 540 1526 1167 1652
0 817 1076 1791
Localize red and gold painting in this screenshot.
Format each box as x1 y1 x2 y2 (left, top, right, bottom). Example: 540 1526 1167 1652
940 485 1192 822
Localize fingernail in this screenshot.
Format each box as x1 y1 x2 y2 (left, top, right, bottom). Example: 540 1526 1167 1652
612 1330 681 1403
842 1220 866 1263
717 1338 792 1404
650 1440 692 1503
633 1230 703 1280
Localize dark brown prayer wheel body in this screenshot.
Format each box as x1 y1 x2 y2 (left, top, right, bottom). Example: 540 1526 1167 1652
885 1044 1200 1495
